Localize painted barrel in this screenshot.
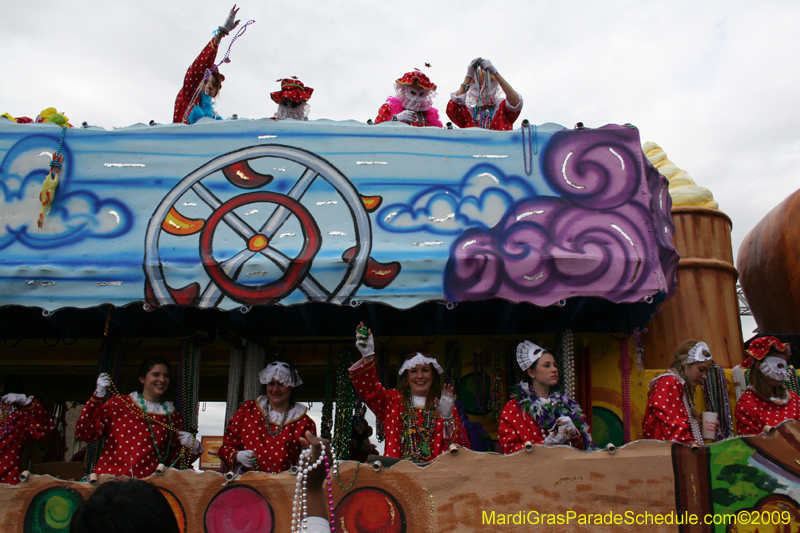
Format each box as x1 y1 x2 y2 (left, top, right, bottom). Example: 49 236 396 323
737 188 800 334
642 207 743 368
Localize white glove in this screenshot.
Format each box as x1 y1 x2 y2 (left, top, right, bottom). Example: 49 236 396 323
479 58 497 75
178 431 194 447
2 393 31 406
237 450 256 468
466 57 481 80
435 389 456 419
395 110 416 124
355 325 375 357
220 5 241 34
95 373 112 397
544 416 578 445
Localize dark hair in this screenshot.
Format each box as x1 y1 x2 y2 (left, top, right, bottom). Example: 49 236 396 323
138 357 171 380
397 349 442 409
70 479 180 533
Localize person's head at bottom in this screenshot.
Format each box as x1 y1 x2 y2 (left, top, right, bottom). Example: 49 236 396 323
70 479 179 533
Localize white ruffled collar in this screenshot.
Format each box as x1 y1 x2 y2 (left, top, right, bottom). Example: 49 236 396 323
412 395 426 408
649 369 684 389
130 392 174 415
256 396 307 424
746 386 791 405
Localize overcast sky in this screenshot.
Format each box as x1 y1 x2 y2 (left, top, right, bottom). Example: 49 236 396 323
3 0 797 336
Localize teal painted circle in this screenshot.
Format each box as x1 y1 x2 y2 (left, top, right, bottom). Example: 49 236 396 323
23 486 84 533
591 406 624 448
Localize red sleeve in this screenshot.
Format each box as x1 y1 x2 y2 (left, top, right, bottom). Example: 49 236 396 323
375 103 394 124
498 400 543 454
218 405 246 467
642 377 694 443
173 40 219 124
349 359 397 421
499 99 521 128
75 394 112 443
17 399 54 445
446 100 476 129
735 392 764 436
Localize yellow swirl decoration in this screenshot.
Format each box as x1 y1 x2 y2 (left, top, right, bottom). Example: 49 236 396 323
643 142 719 210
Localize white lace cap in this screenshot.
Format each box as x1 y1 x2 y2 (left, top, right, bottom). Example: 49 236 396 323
684 341 713 365
259 361 303 387
398 353 444 375
516 340 545 371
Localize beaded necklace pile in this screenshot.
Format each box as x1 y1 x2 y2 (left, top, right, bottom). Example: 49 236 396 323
512 383 595 449
0 401 15 439
400 398 438 460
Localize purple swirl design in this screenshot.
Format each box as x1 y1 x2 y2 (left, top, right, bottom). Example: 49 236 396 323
445 125 678 305
541 125 642 209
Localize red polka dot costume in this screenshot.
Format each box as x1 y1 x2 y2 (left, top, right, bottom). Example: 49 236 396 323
736 389 800 435
0 398 54 485
218 398 316 473
642 371 701 444
375 98 443 128
499 399 545 452
498 384 592 453
348 358 468 460
173 39 220 124
446 98 522 131
75 392 192 478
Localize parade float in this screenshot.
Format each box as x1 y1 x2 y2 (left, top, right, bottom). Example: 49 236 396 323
0 116 797 533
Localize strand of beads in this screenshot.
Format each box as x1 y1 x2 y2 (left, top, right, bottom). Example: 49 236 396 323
489 340 502 423
291 442 328 533
562 330 575 398
0 401 15 438
326 447 337 532
619 338 632 444
785 364 800 396
474 349 486 414
633 328 645 372
332 347 356 460
321 346 335 440
504 343 516 398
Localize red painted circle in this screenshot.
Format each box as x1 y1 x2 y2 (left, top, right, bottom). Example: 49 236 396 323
248 234 269 252
200 192 321 305
204 485 274 533
335 487 406 533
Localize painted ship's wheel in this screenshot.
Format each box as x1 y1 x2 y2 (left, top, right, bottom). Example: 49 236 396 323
200 191 321 305
144 144 372 308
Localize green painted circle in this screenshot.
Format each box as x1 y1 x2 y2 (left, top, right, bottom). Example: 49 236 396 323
458 373 493 415
591 406 624 448
23 487 84 533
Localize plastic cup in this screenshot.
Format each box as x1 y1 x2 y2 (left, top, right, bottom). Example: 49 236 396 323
702 411 718 440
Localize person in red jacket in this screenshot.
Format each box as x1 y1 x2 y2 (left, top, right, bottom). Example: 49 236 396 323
75 357 202 478
446 58 522 131
736 336 799 435
0 375 54 485
499 341 593 453
271 78 314 120
642 340 713 444
218 360 316 473
348 323 467 461
374 70 443 128
173 5 240 124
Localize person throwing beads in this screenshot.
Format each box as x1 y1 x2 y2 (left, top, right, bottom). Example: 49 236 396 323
447 58 523 131
374 70 443 128
349 322 468 461
173 5 241 124
736 336 800 435
499 341 594 453
642 340 714 444
75 356 203 478
0 375 54 485
218 360 316 474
